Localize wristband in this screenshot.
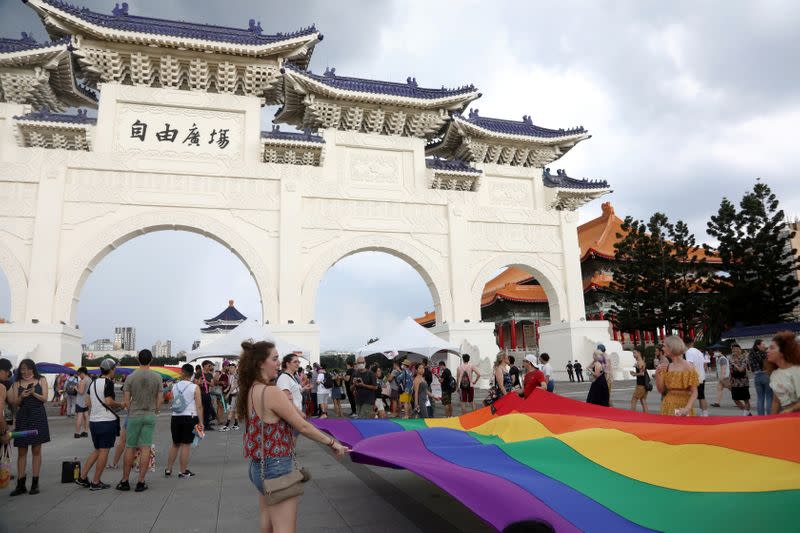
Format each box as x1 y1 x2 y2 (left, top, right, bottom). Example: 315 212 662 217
327 437 337 448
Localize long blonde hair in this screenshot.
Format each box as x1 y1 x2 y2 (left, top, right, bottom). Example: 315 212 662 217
494 351 508 368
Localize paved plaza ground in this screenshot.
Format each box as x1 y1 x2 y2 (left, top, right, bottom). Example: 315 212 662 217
1 377 755 533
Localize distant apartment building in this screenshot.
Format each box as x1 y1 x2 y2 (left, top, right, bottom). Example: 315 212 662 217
84 338 114 352
152 339 172 358
114 327 136 351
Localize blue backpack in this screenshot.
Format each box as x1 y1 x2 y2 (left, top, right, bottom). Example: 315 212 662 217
171 382 189 414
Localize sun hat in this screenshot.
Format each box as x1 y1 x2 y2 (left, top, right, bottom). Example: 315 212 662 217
524 354 538 366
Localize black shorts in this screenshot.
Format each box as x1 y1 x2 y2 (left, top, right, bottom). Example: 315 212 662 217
76 405 89 413
697 382 705 400
90 420 120 450
171 415 198 445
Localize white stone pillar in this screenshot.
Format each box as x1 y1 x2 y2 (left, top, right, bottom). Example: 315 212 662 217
278 179 302 324
446 204 470 324
559 211 587 321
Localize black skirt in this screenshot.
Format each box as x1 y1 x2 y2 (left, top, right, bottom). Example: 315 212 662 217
586 374 610 407
731 386 751 401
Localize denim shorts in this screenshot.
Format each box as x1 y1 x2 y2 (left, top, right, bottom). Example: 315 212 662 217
248 455 293 494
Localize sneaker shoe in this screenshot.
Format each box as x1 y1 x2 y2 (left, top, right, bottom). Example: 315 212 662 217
232 424 239 430
134 481 148 492
74 433 81 439
219 426 230 432
178 470 195 478
164 469 172 477
90 482 110 491
80 432 88 438
115 480 130 491
75 476 91 488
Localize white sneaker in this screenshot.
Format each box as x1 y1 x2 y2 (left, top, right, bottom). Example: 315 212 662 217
232 424 239 430
219 426 230 432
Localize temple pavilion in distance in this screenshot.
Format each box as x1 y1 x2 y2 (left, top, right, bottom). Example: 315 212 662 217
195 300 247 349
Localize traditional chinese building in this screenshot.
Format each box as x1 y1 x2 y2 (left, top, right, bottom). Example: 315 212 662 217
417 201 721 351
199 300 247 346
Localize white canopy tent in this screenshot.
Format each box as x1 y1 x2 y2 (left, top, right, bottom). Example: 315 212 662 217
354 317 461 359
188 320 308 361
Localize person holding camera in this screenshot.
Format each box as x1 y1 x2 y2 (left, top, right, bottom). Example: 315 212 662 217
8 358 50 496
352 357 377 418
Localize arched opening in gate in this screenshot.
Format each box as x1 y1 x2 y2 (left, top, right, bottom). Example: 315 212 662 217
312 251 440 355
73 230 263 360
470 257 567 358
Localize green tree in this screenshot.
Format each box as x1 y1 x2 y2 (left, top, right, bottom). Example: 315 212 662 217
705 180 800 326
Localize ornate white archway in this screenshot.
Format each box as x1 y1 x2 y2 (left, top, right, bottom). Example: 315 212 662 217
0 241 27 324
300 234 451 326
470 253 567 324
53 210 276 325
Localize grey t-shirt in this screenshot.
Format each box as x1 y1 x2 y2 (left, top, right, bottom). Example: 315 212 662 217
123 368 162 416
75 376 92 408
390 369 400 391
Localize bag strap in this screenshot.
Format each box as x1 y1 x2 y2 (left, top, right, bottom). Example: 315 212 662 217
93 379 120 421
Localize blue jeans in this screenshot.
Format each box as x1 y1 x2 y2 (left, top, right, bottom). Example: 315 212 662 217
754 371 773 415
547 379 555 393
248 456 293 494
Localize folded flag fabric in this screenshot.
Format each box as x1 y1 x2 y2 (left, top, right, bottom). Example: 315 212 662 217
313 389 800 532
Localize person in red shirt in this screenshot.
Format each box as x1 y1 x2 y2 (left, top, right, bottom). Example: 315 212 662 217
521 354 547 398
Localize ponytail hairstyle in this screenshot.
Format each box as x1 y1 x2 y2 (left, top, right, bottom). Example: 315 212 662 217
281 353 297 370
236 340 276 423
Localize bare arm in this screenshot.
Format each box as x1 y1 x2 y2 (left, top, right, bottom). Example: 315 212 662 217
681 385 698 415
123 389 131 410
30 378 48 403
194 386 204 429
655 364 667 395
414 378 420 408
264 386 347 455
472 367 481 383
156 389 163 413
770 394 781 415
78 378 88 395
495 367 506 395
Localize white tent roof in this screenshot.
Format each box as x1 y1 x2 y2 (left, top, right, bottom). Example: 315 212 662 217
354 317 461 359
188 320 308 361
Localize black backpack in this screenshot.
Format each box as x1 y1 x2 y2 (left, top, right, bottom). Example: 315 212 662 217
322 372 334 389
443 370 456 393
460 369 471 390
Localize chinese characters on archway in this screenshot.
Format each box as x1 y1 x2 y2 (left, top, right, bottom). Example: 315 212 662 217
130 120 230 149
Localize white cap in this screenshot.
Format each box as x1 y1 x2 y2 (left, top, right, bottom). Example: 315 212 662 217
524 354 538 366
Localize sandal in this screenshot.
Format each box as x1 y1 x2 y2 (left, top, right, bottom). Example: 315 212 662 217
164 469 172 477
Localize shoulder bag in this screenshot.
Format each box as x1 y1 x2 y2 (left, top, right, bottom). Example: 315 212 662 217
257 386 310 505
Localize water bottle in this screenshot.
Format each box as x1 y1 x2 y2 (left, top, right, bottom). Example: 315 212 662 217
73 457 79 480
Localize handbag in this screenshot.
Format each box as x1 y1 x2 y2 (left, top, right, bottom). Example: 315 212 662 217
483 384 502 406
0 444 11 489
256 386 310 505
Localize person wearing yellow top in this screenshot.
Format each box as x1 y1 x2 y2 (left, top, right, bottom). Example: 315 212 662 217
656 336 699 416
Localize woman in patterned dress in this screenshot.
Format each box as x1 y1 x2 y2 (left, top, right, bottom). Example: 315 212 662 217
8 358 50 496
656 336 699 416
237 341 348 533
729 344 752 415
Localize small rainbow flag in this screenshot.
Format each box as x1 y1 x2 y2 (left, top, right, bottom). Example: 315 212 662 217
313 390 800 532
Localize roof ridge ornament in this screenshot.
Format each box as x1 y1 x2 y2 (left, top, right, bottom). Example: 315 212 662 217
468 108 479 119
323 67 336 77
406 77 418 88
248 19 263 34
111 2 129 17
522 114 533 125
19 32 36 44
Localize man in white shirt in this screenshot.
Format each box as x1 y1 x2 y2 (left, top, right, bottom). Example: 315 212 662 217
538 353 554 392
684 337 708 416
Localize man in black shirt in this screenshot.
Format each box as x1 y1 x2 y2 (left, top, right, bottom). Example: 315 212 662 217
508 356 520 389
353 357 377 419
574 361 584 382
198 360 215 429
566 361 575 382
343 361 357 417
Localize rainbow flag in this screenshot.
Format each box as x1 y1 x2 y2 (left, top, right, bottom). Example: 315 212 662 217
313 390 800 532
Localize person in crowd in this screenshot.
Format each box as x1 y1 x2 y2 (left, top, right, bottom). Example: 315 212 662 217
0 358 13 446
508 356 520 389
117 349 162 492
767 331 800 414
52 373 65 405
64 372 79 417
684 337 709 416
216 363 231 430
711 349 731 407
310 363 320 417
353 357 377 419
421 358 434 415
749 339 772 416
302 366 314 418
539 353 554 392
221 362 240 430
373 365 388 419
456 353 481 414
237 340 347 533
8 358 50 496
76 358 122 490
331 369 344 418
566 361 575 382
74 367 91 438
342 360 357 418
629 350 649 413
165 363 203 478
437 360 454 417
413 363 431 418
597 344 614 406
315 364 332 418
656 336 699 416
277 354 304 416
520 354 546 398
729 344 752 415
573 360 584 382
586 350 610 406
388 359 402 417
398 359 414 419
493 352 512 398
197 360 216 430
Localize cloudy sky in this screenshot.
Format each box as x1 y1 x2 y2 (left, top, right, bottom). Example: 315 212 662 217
0 0 798 353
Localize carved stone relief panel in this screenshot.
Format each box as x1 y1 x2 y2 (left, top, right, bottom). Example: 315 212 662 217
482 177 533 208
346 148 401 188
64 170 280 211
468 221 562 253
301 197 447 234
0 182 37 217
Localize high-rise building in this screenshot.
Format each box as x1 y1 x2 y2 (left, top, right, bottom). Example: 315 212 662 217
84 338 114 352
114 326 136 351
152 339 172 358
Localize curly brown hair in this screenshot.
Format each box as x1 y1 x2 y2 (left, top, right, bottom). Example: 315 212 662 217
235 340 276 423
766 331 800 373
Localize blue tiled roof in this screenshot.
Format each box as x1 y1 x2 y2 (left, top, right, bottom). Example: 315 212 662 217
542 168 608 190
426 157 481 174
460 109 586 138
14 106 96 124
204 301 247 323
201 325 239 333
282 63 478 100
721 322 800 339
34 1 318 46
0 32 70 53
261 125 324 143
